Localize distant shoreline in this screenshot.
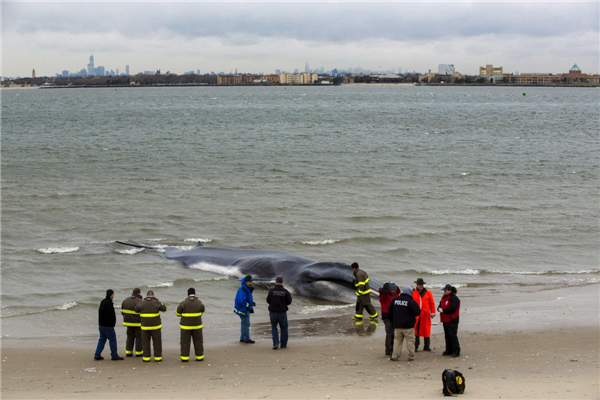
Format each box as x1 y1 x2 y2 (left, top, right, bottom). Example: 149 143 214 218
3 83 598 89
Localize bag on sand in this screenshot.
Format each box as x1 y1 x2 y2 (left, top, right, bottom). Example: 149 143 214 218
442 369 465 396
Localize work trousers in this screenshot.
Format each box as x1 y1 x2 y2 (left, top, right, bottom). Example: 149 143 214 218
443 322 460 355
125 326 143 356
391 327 415 361
383 318 395 355
141 329 162 361
95 326 118 359
355 295 378 319
269 312 288 348
239 313 251 341
180 328 204 361
415 336 431 350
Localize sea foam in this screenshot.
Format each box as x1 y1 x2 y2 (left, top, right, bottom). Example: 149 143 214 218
37 247 80 254
301 239 340 246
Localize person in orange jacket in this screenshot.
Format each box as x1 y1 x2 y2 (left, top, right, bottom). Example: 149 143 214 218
412 278 436 352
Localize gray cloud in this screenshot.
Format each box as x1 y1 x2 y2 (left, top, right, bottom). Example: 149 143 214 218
2 1 599 76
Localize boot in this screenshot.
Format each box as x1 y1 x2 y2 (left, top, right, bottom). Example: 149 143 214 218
414 336 420 352
423 337 431 351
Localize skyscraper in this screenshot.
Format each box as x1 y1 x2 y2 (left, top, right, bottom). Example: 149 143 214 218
305 61 309 73
126 65 130 76
87 55 94 76
32 69 36 79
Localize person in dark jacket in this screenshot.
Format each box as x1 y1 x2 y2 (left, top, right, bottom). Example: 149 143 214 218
438 284 461 357
387 285 421 362
234 275 256 343
266 277 292 350
378 282 400 356
94 289 124 361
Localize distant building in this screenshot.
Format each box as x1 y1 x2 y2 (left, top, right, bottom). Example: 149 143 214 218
32 69 36 79
305 61 309 73
479 64 503 79
562 63 599 84
126 65 130 76
62 70 69 78
438 64 455 75
87 55 94 76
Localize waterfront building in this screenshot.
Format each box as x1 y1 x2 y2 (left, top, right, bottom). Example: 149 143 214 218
507 73 561 85
126 65 130 75
562 64 599 84
479 64 503 79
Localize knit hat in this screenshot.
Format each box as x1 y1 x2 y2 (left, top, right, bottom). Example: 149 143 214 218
188 287 196 295
414 278 426 285
245 275 253 282
402 285 413 295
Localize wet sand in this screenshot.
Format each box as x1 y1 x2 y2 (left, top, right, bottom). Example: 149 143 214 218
1 285 598 399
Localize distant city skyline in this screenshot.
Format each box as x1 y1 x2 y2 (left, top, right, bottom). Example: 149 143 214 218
3 2 599 77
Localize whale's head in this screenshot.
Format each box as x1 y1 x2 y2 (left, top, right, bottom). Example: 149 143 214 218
294 262 382 303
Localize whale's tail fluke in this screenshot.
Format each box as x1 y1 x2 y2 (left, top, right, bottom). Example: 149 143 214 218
116 241 161 250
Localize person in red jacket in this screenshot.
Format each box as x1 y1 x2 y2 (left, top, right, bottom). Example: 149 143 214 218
378 282 400 356
412 278 436 352
438 284 461 357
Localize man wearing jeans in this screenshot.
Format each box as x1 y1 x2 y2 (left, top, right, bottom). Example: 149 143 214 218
234 275 256 343
266 277 292 350
387 285 421 362
94 289 124 361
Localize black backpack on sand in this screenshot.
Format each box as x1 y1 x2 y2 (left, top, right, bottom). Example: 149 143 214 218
442 369 465 396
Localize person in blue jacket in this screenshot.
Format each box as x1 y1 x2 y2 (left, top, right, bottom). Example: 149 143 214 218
234 275 256 343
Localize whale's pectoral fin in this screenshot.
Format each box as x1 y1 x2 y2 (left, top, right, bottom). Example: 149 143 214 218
116 241 161 250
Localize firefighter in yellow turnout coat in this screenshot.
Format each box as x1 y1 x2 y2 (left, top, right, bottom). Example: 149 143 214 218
176 288 206 362
121 288 143 357
351 263 378 321
134 290 167 362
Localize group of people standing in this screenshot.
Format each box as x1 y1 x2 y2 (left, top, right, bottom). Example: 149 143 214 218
95 287 203 362
95 275 292 362
94 264 459 363
377 275 461 361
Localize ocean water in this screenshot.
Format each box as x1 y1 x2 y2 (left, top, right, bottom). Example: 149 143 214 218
1 86 598 339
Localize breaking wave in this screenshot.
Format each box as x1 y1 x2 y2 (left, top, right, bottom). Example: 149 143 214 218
1 301 78 318
298 304 354 314
37 247 80 254
301 239 341 246
147 282 174 288
407 268 599 276
116 248 144 255
184 238 213 243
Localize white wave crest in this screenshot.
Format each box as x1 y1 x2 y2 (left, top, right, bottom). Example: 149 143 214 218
188 262 241 278
298 304 354 315
148 282 174 288
116 248 144 255
56 302 77 310
497 269 599 275
301 239 341 246
37 247 80 254
429 269 480 275
193 276 230 282
146 238 167 242
184 238 213 243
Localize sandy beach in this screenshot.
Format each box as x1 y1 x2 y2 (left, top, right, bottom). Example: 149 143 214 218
2 285 598 399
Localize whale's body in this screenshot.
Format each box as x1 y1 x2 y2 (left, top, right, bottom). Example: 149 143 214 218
118 242 382 303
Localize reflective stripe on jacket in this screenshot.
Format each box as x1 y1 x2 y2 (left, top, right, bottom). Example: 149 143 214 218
121 295 142 327
176 295 205 330
353 269 371 296
134 297 167 330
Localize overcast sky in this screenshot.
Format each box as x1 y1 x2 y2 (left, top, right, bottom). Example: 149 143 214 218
2 1 599 77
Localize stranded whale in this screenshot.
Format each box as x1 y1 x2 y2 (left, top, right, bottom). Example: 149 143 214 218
117 241 382 303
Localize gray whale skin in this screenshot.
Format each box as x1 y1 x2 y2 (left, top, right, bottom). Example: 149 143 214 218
117 241 382 303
